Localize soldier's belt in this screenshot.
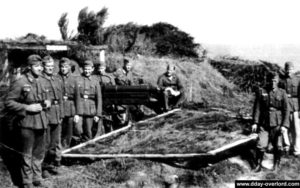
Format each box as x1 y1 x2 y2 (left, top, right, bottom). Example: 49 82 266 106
26 100 44 105
81 94 96 100
52 99 60 105
63 95 74 101
287 94 298 98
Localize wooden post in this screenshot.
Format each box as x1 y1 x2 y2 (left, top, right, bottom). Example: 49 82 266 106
99 50 105 62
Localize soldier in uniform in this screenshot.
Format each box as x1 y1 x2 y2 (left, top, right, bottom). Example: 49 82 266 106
5 54 49 188
157 64 185 111
75 60 102 141
97 61 115 86
278 61 300 156
252 72 289 172
40 55 64 178
57 57 78 149
96 61 115 132
114 58 133 86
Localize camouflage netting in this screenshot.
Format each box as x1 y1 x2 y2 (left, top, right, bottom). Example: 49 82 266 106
72 110 251 155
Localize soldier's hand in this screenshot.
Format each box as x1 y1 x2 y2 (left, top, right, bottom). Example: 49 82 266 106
251 124 257 133
25 104 43 112
281 126 288 134
94 116 100 122
74 115 80 123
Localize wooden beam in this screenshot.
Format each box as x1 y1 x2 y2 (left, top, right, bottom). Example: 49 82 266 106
137 108 181 124
61 122 133 154
62 153 212 159
207 133 258 155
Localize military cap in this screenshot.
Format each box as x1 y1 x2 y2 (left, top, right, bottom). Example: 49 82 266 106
284 61 294 69
83 60 94 67
27 54 42 66
123 58 131 64
59 57 71 65
42 55 54 64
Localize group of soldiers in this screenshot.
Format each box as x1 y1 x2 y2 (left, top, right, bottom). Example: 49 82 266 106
251 61 300 172
2 54 185 188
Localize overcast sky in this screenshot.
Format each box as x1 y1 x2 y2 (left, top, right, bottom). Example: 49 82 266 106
1 0 300 67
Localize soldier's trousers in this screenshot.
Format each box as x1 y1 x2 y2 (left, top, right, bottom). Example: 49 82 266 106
290 111 300 155
82 117 94 141
61 117 74 149
257 126 283 152
43 123 62 168
163 91 186 110
19 128 46 185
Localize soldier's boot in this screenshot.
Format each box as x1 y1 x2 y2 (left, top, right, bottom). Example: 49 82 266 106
272 150 282 171
253 150 264 173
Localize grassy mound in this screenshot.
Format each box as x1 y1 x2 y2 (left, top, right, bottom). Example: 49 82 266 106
106 54 253 113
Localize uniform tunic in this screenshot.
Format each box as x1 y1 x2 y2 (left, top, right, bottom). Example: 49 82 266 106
157 73 184 93
40 73 64 124
114 68 133 86
75 75 102 117
98 72 115 86
57 73 77 117
279 74 300 111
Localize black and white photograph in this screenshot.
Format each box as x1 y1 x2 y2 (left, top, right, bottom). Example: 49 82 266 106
0 0 300 187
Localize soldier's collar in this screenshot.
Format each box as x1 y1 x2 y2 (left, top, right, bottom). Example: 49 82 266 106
26 72 37 83
42 73 54 80
82 74 92 80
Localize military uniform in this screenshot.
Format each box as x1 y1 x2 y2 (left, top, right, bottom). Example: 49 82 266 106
252 83 289 171
75 74 102 141
114 68 133 86
98 72 115 86
40 72 64 171
97 71 115 132
157 73 185 110
279 73 300 155
57 73 78 148
253 87 289 150
5 55 47 187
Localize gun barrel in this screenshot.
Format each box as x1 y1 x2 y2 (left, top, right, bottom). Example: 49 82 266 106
102 85 160 105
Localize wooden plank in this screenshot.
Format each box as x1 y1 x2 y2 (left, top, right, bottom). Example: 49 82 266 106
62 153 212 159
61 122 133 154
207 133 258 155
137 108 181 124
